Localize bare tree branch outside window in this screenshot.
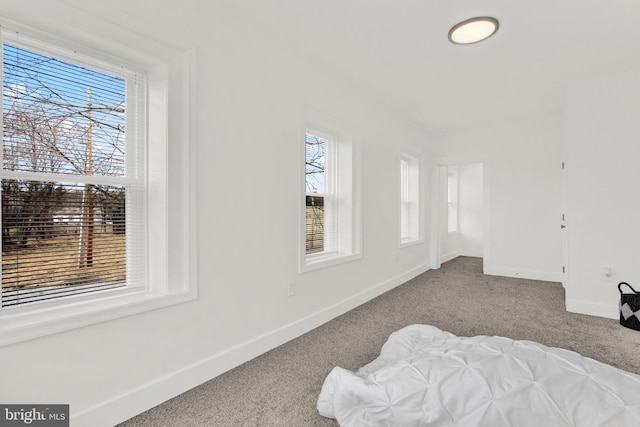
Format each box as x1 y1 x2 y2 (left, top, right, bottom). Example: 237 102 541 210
1 43 127 306
305 133 326 254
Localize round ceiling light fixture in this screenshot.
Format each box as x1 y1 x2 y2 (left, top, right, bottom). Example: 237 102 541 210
448 16 499 45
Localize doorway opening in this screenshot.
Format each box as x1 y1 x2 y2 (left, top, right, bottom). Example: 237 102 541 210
434 163 485 266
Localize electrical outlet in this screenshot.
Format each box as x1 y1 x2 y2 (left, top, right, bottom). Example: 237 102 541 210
288 282 296 297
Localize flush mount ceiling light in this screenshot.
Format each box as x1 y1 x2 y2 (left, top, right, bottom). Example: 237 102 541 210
448 17 499 45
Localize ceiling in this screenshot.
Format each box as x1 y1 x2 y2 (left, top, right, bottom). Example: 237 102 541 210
2 0 640 131
223 0 640 131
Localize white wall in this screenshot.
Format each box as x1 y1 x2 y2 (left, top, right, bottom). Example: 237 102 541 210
565 68 640 319
0 8 432 427
431 115 564 281
459 163 484 257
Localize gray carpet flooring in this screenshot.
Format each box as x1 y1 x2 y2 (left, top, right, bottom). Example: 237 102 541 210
119 256 640 426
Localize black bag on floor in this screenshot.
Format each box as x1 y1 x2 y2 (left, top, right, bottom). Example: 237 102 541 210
618 282 640 331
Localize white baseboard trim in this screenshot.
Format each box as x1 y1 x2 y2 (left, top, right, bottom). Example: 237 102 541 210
73 261 432 427
484 266 563 283
566 299 619 320
459 250 483 258
440 250 460 264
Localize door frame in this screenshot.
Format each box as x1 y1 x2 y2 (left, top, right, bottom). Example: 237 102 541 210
430 162 489 271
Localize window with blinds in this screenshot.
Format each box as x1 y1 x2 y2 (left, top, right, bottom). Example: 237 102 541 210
305 131 337 255
302 125 359 272
400 157 410 240
1 40 143 307
400 153 420 244
447 166 459 233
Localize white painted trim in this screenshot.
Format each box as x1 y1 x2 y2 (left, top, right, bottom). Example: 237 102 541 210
481 164 492 277
399 237 425 249
72 261 432 427
440 250 460 264
429 165 442 270
0 290 196 347
484 266 563 283
300 121 362 273
566 299 618 320
0 36 198 347
459 250 483 258
300 253 363 273
399 152 421 243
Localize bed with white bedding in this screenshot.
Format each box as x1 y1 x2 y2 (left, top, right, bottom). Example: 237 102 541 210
317 324 640 427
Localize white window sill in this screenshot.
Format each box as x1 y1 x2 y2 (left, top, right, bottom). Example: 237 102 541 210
301 252 362 273
0 286 197 347
400 237 424 248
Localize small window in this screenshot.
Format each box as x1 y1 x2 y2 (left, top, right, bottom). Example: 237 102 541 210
447 166 459 233
305 132 337 255
302 128 359 271
400 154 421 244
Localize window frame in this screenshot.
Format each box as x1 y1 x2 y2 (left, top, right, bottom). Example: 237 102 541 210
301 125 360 272
305 130 337 257
0 32 146 307
399 153 422 246
0 20 197 347
447 165 460 235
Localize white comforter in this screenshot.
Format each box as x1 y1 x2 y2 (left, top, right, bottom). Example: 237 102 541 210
318 325 640 427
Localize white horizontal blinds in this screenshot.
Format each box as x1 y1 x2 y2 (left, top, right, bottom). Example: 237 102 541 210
400 158 409 240
2 43 126 177
124 73 146 289
305 132 325 254
1 41 136 307
305 131 338 255
447 167 458 233
1 181 126 306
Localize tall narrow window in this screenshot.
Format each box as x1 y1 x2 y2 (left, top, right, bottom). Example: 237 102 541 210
305 132 336 255
400 154 421 244
400 158 409 239
1 39 143 307
447 166 459 233
303 127 359 271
